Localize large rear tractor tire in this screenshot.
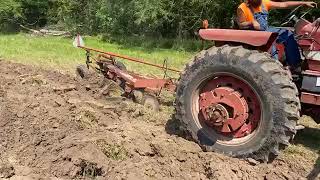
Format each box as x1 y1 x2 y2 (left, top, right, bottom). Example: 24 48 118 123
175 45 301 162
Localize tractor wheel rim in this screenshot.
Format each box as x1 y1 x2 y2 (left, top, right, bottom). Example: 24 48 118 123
192 73 262 145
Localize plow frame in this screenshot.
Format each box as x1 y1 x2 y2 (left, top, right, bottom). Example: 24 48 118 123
75 35 178 98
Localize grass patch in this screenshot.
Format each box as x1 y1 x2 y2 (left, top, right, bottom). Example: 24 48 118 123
77 109 99 129
95 140 128 161
0 33 195 77
283 116 320 165
284 145 317 157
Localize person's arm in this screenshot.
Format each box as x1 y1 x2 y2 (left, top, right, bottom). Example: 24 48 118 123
269 1 317 9
237 8 261 30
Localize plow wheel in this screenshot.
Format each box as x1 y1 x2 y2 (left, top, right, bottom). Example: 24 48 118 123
76 65 91 79
175 45 301 162
133 90 160 112
143 95 160 112
115 61 127 71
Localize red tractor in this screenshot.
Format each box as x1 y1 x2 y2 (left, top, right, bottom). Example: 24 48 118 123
76 6 319 162
175 6 320 162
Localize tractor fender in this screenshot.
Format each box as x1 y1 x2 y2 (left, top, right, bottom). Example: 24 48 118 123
199 29 278 49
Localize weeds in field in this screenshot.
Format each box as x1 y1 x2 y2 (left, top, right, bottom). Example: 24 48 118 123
284 145 315 157
77 110 99 129
95 140 128 161
283 116 320 169
77 160 103 178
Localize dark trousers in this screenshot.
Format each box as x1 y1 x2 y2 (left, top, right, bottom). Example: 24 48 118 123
267 27 301 67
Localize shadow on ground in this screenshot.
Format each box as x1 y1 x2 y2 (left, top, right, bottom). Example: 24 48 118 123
307 157 320 180
166 115 320 180
294 125 320 180
165 117 189 139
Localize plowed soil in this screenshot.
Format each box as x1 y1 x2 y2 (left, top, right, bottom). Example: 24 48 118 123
0 60 319 180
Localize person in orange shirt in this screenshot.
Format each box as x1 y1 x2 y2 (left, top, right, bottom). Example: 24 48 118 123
238 0 316 30
237 0 317 67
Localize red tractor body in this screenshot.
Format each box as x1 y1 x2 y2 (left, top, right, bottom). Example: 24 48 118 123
296 19 320 107
199 18 320 114
199 29 278 49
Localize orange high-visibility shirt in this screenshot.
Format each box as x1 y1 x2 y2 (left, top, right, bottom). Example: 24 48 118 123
238 0 272 23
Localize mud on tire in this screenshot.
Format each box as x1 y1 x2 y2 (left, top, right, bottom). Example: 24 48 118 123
175 45 301 162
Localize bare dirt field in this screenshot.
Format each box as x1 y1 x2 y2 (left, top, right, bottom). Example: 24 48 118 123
0 60 319 180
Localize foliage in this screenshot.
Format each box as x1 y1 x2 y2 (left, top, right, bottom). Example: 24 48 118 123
0 0 22 31
1 0 320 37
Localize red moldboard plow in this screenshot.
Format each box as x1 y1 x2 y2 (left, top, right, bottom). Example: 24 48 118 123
74 35 179 111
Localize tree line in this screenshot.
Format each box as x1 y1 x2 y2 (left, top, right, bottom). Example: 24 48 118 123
1 0 320 38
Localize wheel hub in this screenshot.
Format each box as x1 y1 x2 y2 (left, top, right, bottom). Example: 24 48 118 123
199 75 261 138
200 87 249 133
205 104 229 127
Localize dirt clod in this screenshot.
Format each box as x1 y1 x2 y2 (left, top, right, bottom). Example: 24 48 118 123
247 158 260 166
76 159 104 178
0 164 15 178
53 85 76 92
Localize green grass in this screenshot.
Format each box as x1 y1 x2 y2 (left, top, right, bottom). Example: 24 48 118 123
0 33 195 77
283 116 320 166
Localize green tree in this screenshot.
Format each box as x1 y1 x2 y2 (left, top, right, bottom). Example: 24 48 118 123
1 0 320 37
0 0 22 31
